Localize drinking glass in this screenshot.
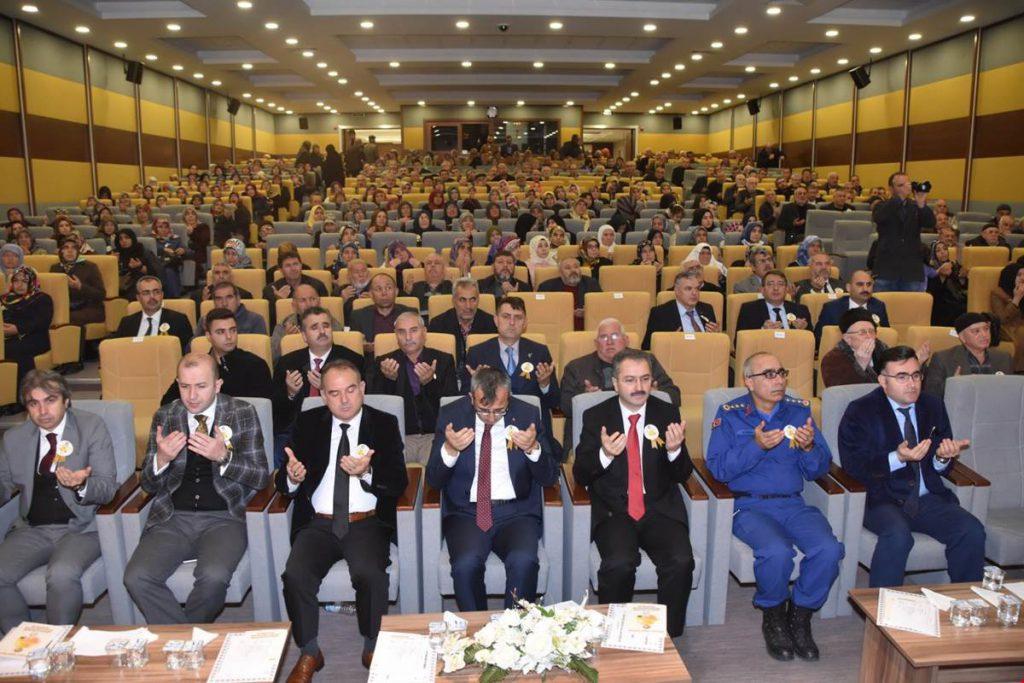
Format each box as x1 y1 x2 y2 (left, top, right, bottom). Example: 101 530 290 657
163 640 184 670
997 595 1021 627
949 600 972 627
106 639 128 667
26 648 49 680
969 600 990 627
427 621 446 652
48 642 74 673
982 565 1005 591
182 640 204 670
125 638 149 669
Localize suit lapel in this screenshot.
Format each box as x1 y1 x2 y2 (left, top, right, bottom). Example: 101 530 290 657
22 423 40 505
61 411 84 472
308 409 335 491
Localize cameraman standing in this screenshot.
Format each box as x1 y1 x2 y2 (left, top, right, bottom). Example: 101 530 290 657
871 173 935 292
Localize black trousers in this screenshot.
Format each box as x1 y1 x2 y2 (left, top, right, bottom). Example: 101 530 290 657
281 516 392 649
593 510 695 637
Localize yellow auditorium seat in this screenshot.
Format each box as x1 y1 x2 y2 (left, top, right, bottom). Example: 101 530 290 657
725 267 752 295
466 332 551 368
401 266 462 291
903 325 963 356
966 266 1003 313
406 247 436 264
610 246 664 266
271 297 341 327
784 266 840 284
801 292 832 328
509 292 575 360
24 255 58 272
440 248 490 267
659 265 724 290
324 248 379 267
267 247 322 269
732 329 818 422
373 332 456 361
280 331 365 357
531 265 591 288
816 326 899 395
650 331 730 458
351 296 420 314
1013 247 1024 262
599 265 657 298
0 320 19 407
34 272 81 369
774 245 796 267
99 336 182 464
583 291 651 337
201 298 272 331
211 248 264 269
557 330 640 382
726 293 761 342
469 265 529 284
873 292 933 341
427 292 496 320
960 246 1010 270
81 255 120 339
556 245 579 261
656 290 724 328
126 298 197 330
189 334 273 372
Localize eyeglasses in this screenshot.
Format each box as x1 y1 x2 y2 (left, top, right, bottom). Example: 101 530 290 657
882 372 924 383
747 368 789 380
844 328 877 338
596 333 624 343
474 407 508 418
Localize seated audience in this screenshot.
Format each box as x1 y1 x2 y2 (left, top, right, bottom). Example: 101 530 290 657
537 258 602 331
194 282 267 335
793 252 842 300
733 246 774 294
736 270 812 332
926 240 967 326
991 263 1024 372
408 252 452 314
51 237 104 326
264 252 328 325
427 278 497 382
347 273 416 353
2 266 54 390
478 250 530 297
820 308 890 388
923 312 1013 398
116 228 162 298
815 270 890 340
113 275 192 352
643 268 720 349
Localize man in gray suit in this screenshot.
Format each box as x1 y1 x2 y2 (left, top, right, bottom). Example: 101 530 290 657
0 370 117 632
733 246 775 294
924 312 1014 399
123 353 270 624
347 273 415 356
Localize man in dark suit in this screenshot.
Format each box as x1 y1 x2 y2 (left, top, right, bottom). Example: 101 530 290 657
574 348 695 637
278 360 409 679
814 270 890 340
113 275 192 352
263 252 328 326
272 306 363 466
0 371 117 632
794 253 843 301
367 312 457 464
736 270 812 332
161 308 272 405
428 279 497 385
537 258 602 331
463 296 560 453
347 273 416 354
923 312 1014 399
426 368 557 611
838 346 984 588
478 250 531 298
123 353 270 623
871 172 935 292
189 262 252 313
642 268 720 349
777 186 811 245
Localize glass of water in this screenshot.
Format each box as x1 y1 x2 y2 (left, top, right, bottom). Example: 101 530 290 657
427 621 446 652
126 638 149 669
163 640 184 670
48 642 75 673
26 648 50 680
949 600 973 627
969 600 990 627
182 640 204 670
106 639 128 667
982 565 1005 591
997 595 1021 627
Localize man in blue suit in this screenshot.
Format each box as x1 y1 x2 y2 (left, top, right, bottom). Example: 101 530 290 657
814 269 889 340
426 368 557 611
838 345 985 588
462 296 561 453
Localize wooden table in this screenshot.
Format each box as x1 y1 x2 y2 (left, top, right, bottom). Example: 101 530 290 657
380 605 691 682
849 583 1024 683
4 621 290 682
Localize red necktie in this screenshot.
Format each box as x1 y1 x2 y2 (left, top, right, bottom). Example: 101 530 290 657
626 414 645 521
38 433 58 475
476 424 493 532
310 357 323 397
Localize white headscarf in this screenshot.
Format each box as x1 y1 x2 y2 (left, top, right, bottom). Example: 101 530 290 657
682 242 727 278
527 234 557 281
596 225 616 255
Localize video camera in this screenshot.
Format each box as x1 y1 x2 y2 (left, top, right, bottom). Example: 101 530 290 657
911 180 932 194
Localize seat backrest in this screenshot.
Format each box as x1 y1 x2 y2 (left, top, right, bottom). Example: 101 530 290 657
726 292 761 340
966 266 1003 313
25 254 59 273
334 266 395 288
583 291 651 337
903 326 961 356
572 389 671 450
832 221 873 252
650 332 730 402
733 329 815 397
211 248 264 269
806 210 841 240
272 296 344 327
236 397 275 471
98 337 182 419
280 330 365 357
373 332 456 362
267 233 314 251
73 400 136 483
84 255 118 298
557 331 641 377
945 375 1024 509
351 296 420 314
126 299 197 330
820 383 878 464
267 246 320 268
701 387 748 454
35 272 70 326
427 292 496 320
725 266 753 295
961 246 1010 270
610 247 664 267
468 264 529 283
508 292 574 360
873 292 933 341
598 265 657 298
801 292 832 327
325 248 378 267
271 221 310 234
190 334 272 371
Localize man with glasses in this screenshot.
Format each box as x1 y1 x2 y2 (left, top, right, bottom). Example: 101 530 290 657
734 247 775 294
641 270 720 349
838 346 983 588
425 367 557 611
706 352 842 663
736 270 812 332
113 275 192 352
923 312 1012 399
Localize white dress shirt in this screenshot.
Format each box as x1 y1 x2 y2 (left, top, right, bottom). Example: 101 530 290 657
38 413 68 474
675 302 705 332
303 409 376 514
441 414 542 502
135 307 164 337
764 300 791 329
308 349 330 374
885 398 948 496
599 401 682 492
848 298 867 311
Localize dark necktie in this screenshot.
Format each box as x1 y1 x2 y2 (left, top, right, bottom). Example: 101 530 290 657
332 423 351 539
685 309 703 332
38 433 57 475
772 307 783 324
898 407 921 516
476 424 493 532
194 414 209 436
310 358 323 397
626 414 645 521
144 316 154 336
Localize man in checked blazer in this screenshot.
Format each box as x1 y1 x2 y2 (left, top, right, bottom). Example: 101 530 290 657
124 353 269 624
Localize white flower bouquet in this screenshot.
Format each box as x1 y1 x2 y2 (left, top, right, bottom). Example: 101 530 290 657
441 599 606 682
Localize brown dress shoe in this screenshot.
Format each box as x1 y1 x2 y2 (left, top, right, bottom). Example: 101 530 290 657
287 651 325 683
361 649 374 669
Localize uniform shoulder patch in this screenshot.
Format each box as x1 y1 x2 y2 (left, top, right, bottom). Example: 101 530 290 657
722 401 744 411
711 417 722 429
784 396 810 407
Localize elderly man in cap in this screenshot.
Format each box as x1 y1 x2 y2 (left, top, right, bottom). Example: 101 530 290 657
923 312 1013 398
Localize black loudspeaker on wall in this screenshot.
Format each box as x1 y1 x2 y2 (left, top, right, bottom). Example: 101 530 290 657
746 99 761 116
672 116 682 130
227 98 241 116
298 116 309 130
849 66 871 89
124 61 143 85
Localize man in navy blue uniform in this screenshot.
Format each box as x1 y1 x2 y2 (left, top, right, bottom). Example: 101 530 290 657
707 351 843 663
426 367 557 611
838 345 984 588
462 296 561 454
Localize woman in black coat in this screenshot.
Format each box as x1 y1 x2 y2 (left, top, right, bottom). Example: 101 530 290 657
322 144 344 188
2 266 53 390
115 228 162 297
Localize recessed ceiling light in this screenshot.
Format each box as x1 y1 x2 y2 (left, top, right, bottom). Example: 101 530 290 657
467 100 475 106
630 91 639 97
268 101 276 107
417 100 426 106
711 103 719 108
172 64 183 71
360 96 369 101
516 100 524 106
692 53 703 61
264 21 278 30
737 93 746 99
700 106 708 112
691 110 698 115
766 6 781 15
316 101 324 107
277 106 284 111
21 5 38 13
788 75 798 81
810 67 821 74
285 37 298 45
331 109 338 114
734 26 748 35
327 70 338 77
960 14 975 23
242 62 253 69
255 97 264 103
167 23 181 31
908 32 922 41
650 79 660 85
825 30 840 39
389 61 399 68
648 109 655 114
193 72 203 79
301 50 314 57
549 21 563 30
242 93 251 98
455 20 469 29
604 110 611 115
869 46 882 54
114 41 127 49
212 80 222 86
622 97 631 102
533 61 544 68
145 54 157 61
354 91 363 96
837 58 849 65
360 20 374 29
745 65 756 72
75 25 90 34
655 105 663 111
661 71 671 78
237 1 253 8
664 102 672 107
723 98 731 104
316 62 327 68
367 101 375 106
286 110 293 115
337 78 347 84
643 23 657 32
461 60 472 67
769 81 779 88
605 62 616 69
674 64 685 71
566 100 574 106
711 41 723 49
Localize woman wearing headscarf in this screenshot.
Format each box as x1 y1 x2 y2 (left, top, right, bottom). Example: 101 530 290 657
115 228 162 297
526 234 557 283
613 185 644 230
513 203 545 241
14 230 45 255
1 243 24 282
577 237 611 278
683 242 728 290
385 240 420 284
449 237 474 278
740 221 766 247
596 224 617 256
329 242 361 278
926 240 967 327
631 239 663 290
792 235 824 266
51 236 105 326
221 238 254 271
483 228 504 265
411 209 440 238
2 266 53 394
442 201 461 229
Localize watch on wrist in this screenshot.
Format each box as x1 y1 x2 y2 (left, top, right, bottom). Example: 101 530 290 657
936 455 950 464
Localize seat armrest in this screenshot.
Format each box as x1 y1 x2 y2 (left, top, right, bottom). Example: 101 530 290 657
828 462 866 493
690 458 734 499
122 490 153 514
812 474 844 495
97 474 140 515
682 473 708 501
246 472 278 513
422 482 440 509
543 482 562 506
268 491 293 514
561 463 589 505
950 462 989 487
398 467 422 511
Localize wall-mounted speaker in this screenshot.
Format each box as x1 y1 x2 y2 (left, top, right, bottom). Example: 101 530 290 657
746 99 761 116
298 116 309 130
672 116 682 130
849 66 871 89
227 98 241 116
124 61 143 85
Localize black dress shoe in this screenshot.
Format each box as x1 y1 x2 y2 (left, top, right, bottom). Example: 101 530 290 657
761 602 795 661
787 602 820 661
361 649 373 669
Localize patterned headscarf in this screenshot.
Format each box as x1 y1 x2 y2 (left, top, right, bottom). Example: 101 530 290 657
223 238 252 268
1 265 41 306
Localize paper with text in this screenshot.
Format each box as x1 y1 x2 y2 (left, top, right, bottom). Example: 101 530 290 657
877 589 940 637
367 632 436 683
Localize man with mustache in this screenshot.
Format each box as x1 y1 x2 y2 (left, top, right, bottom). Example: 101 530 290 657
536 258 601 331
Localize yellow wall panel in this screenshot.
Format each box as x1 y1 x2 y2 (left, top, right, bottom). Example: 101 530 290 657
179 110 206 143
975 62 1024 116
904 159 965 202
757 118 780 146
97 163 139 192
211 119 231 149
782 110 813 141
91 88 135 130
403 126 423 150
733 124 752 151
969 156 1024 202
814 165 848 182
636 132 706 154
0 63 20 114
23 70 86 123
235 124 254 150
856 91 904 132
854 162 901 191
275 133 338 155
139 100 176 138
815 102 852 138
32 159 91 203
0 157 28 205
144 165 177 183
707 129 730 153
560 126 581 147
255 129 275 154
908 74 971 124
